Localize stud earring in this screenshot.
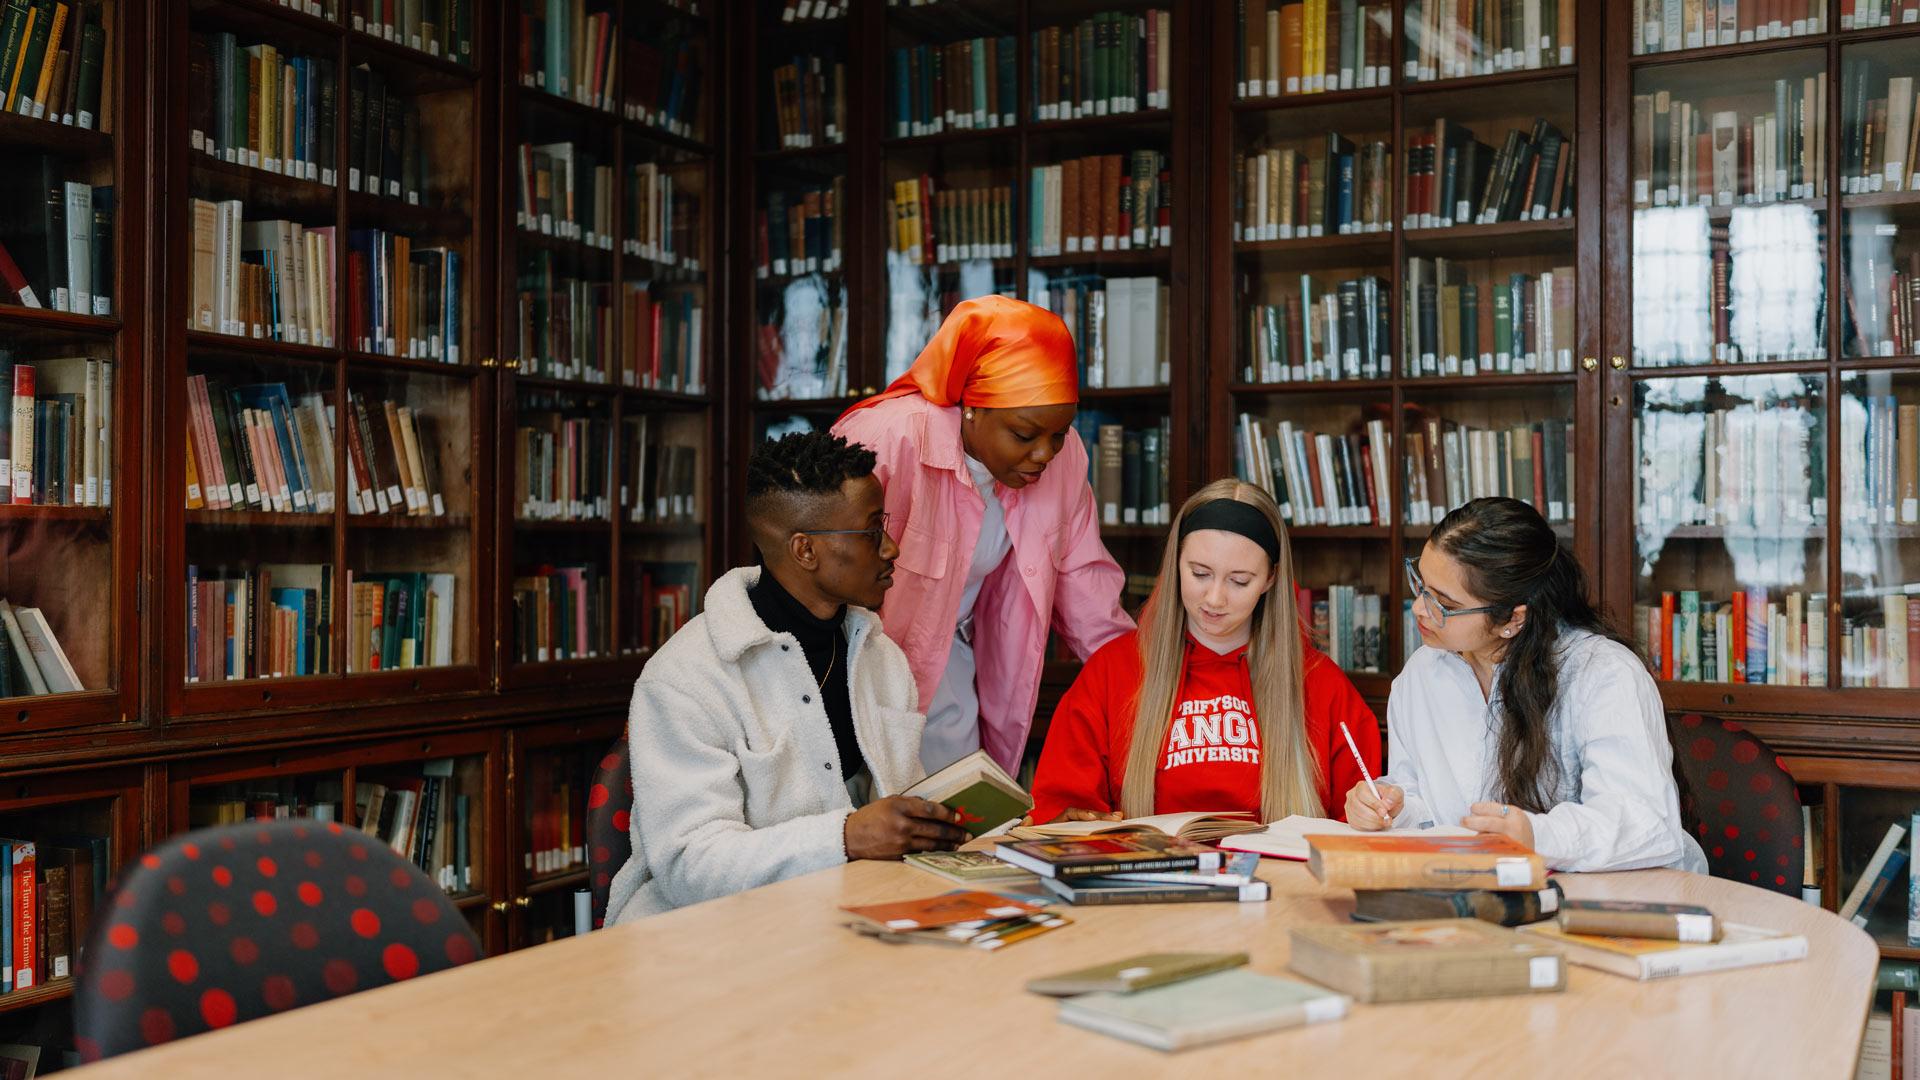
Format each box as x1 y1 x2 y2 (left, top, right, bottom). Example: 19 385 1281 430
964 409 974 421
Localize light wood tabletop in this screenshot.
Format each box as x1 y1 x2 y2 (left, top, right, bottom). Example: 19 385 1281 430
73 857 1878 1078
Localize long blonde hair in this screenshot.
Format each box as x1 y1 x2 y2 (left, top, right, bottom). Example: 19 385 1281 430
1120 479 1322 822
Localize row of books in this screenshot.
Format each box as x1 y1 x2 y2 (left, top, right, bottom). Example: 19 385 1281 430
1627 210 1827 367
0 598 81 695
348 0 474 65
1038 274 1169 390
627 285 704 393
1635 588 1828 685
1091 417 1174 528
516 0 618 113
628 161 701 269
2 354 111 507
0 1 109 131
190 782 343 826
886 178 1013 265
188 35 335 187
0 157 112 316
1236 415 1392 528
523 751 588 876
753 276 847 401
629 561 697 655
624 418 699 526
625 29 702 138
187 200 334 346
889 38 1016 137
1404 259 1577 377
0 837 105 993
1633 0 1829 55
516 140 616 251
356 759 480 894
781 0 843 22
1841 68 1919 196
1632 404 1822 531
768 51 843 149
1237 1 1393 98
1027 150 1173 256
1408 416 1576 527
1299 584 1386 673
515 412 611 523
183 378 331 514
347 571 457 672
1839 591 1920 688
346 389 447 517
347 229 463 362
1845 241 1916 361
1845 396 1920 527
511 565 608 663
1031 10 1173 119
186 563 334 680
1405 0 1575 81
347 65 430 204
757 179 842 279
1631 82 1828 210
1405 118 1575 229
1236 137 1393 240
513 254 608 382
1243 273 1391 384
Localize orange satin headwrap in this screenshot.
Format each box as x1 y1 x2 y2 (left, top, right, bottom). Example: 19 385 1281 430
840 295 1079 419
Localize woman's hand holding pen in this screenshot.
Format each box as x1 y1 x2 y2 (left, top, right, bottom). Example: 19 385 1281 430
1344 781 1404 831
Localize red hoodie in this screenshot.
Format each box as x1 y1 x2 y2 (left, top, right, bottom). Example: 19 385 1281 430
1029 629 1381 824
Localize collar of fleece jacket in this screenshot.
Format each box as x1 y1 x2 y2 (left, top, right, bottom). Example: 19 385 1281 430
703 565 878 664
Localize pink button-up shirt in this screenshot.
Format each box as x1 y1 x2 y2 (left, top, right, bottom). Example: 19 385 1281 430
834 395 1135 772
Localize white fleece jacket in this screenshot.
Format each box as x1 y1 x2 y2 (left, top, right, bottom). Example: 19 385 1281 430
604 566 926 923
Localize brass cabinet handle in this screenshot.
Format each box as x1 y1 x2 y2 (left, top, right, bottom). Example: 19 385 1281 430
1581 356 1598 371
490 900 509 914
514 896 532 909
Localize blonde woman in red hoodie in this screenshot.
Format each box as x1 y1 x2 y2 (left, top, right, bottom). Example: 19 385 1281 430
1029 479 1381 824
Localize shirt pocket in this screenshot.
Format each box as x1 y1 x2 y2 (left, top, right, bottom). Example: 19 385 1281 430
895 522 953 581
736 730 800 816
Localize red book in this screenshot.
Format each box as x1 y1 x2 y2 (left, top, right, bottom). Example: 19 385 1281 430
11 365 34 505
1660 591 1676 680
12 842 35 991
0 238 39 308
1730 590 1749 682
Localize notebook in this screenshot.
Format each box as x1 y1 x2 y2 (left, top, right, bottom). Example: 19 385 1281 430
1220 814 1475 860
1057 969 1350 1051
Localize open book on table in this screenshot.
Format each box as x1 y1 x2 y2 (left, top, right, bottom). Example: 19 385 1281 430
1220 815 1476 860
1006 811 1262 844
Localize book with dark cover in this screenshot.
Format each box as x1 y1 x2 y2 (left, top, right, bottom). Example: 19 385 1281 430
901 748 1031 838
0 3 29 114
1556 899 1720 942
1028 951 1250 997
1290 918 1566 1003
1352 880 1564 927
13 1 50 118
1041 876 1269 905
88 183 109 315
993 834 1224 880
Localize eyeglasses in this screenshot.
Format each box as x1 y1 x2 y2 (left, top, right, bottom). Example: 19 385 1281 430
1404 557 1500 626
799 512 892 551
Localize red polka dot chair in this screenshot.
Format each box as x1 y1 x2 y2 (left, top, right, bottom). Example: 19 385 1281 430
586 736 634 930
74 819 482 1061
1669 713 1803 896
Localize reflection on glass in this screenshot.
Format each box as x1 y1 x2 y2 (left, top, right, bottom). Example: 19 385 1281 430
1632 374 1827 685
1633 204 1825 366
885 253 1010 382
1838 373 1920 688
1841 208 1916 359
757 275 847 401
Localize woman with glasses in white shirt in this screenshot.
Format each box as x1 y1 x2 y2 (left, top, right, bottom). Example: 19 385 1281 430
1346 497 1706 873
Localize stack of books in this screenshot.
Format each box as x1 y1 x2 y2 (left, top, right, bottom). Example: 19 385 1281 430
842 891 1067 951
994 814 1272 906
1031 952 1349 1051
1519 900 1807 980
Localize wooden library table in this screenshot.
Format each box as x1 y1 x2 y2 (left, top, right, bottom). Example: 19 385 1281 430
74 858 1876 1078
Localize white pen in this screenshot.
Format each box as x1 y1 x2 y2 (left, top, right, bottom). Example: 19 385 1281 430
1339 721 1381 802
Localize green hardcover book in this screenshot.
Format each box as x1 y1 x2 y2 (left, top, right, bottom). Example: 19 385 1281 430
13 1 51 116
0 0 30 113
970 36 986 125
903 748 1032 838
1028 952 1250 997
1493 277 1514 368
1057 970 1349 1051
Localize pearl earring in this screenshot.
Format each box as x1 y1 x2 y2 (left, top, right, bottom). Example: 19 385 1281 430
964 410 974 420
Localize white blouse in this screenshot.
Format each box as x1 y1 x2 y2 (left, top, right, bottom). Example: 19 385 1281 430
1385 628 1708 874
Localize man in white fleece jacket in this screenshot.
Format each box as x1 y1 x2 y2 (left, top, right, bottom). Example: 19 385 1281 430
605 431 967 922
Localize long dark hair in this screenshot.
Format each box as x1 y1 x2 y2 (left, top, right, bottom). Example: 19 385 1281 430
1427 497 1630 814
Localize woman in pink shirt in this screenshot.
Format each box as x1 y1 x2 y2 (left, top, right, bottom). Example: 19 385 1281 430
833 296 1133 774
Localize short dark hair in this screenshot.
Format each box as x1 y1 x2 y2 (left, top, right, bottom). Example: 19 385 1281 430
746 431 876 500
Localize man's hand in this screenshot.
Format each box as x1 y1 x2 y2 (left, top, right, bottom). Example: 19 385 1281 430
1344 781 1404 831
1462 801 1536 849
844 797 969 860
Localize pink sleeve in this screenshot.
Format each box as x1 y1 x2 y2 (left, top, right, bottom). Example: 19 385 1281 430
829 406 904 493
1048 428 1135 660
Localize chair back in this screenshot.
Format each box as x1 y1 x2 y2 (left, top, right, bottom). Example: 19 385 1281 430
75 819 481 1061
586 737 634 929
1670 713 1803 896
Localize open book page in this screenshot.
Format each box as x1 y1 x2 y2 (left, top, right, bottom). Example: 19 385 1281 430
1220 814 1476 860
1008 811 1258 842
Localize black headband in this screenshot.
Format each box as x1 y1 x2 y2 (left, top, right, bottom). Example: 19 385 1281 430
1178 499 1281 563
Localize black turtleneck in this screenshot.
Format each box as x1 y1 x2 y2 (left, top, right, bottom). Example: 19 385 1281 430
750 567 863 781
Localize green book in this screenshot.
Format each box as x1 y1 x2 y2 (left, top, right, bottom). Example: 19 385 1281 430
0 0 30 113
1493 278 1515 368
903 850 1035 886
1028 952 1250 997
13 1 50 117
902 748 1031 838
1057 969 1349 1051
